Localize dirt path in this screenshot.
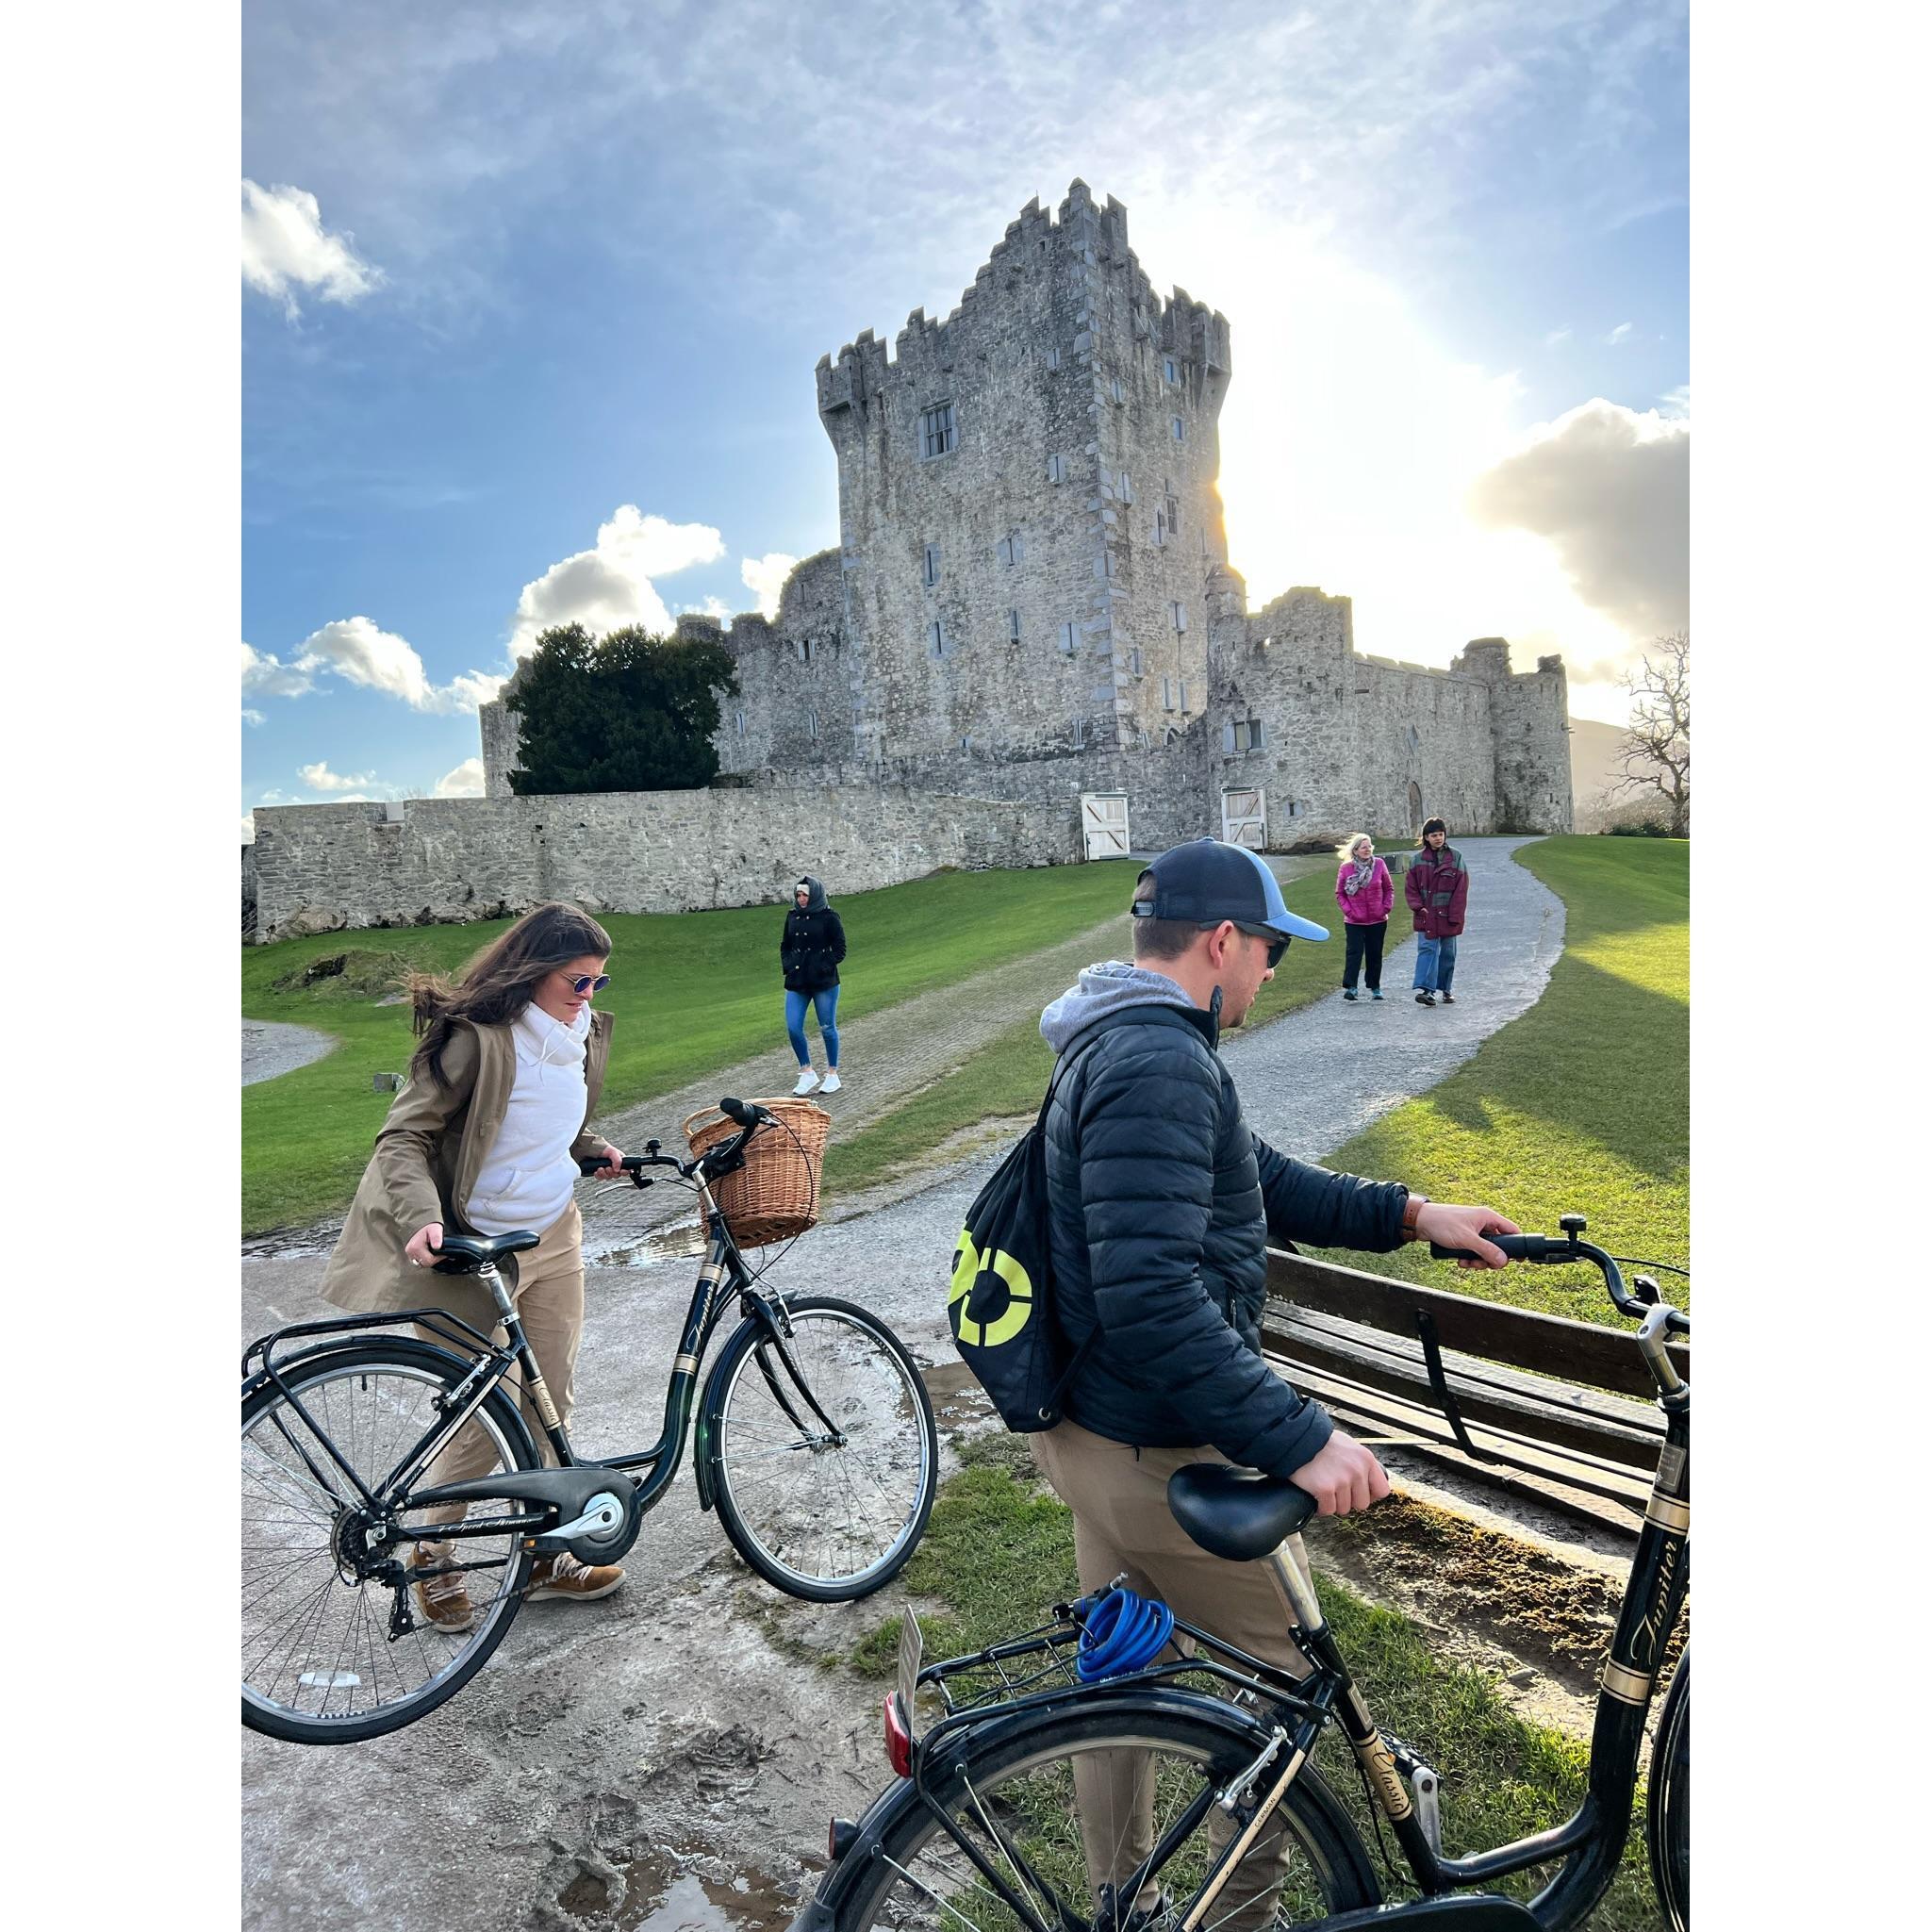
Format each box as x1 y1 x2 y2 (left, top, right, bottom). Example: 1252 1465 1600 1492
243 1017 336 1085
241 840 1593 1932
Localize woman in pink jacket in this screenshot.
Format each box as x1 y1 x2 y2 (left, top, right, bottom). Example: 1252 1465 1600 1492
1333 833 1395 1000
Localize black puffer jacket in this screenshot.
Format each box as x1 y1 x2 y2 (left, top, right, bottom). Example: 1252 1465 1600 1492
1040 963 1410 1478
781 875 846 993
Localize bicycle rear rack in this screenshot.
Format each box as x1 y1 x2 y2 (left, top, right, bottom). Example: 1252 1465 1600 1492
242 1306 509 1393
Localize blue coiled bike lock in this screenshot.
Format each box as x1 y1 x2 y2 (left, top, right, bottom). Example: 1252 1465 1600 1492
1075 1586 1176 1682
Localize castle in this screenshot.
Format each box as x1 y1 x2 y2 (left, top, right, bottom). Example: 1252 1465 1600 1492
252 182 1570 945
482 179 1572 854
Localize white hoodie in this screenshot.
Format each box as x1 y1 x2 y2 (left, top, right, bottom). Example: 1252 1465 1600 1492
465 1001 592 1237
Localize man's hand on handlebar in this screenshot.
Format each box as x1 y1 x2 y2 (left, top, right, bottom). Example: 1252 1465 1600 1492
1412 1200 1522 1269
1289 1429 1391 1516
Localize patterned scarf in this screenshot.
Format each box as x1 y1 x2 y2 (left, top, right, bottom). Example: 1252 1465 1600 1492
1343 857 1377 896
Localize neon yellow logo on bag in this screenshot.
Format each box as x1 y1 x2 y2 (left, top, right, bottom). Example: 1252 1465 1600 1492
949 1229 1034 1346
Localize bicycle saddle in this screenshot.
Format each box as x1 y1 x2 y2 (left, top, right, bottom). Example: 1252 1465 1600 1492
431 1230 541 1273
1167 1464 1318 1560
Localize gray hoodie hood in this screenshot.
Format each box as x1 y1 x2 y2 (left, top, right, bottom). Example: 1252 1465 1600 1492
796 875 829 912
1040 960 1207 1054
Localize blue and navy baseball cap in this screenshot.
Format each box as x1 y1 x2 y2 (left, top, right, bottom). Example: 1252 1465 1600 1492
1131 838 1329 947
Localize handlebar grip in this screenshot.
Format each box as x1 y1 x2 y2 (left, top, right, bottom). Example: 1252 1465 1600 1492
577 1154 647 1175
1428 1233 1536 1263
719 1096 774 1127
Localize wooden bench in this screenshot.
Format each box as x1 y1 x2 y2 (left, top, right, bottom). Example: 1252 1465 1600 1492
1261 1247 1692 1537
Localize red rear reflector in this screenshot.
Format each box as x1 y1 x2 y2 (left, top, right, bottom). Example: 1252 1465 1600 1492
883 1690 914 1778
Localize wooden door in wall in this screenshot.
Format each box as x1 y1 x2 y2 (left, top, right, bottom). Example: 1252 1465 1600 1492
1081 792 1131 860
1221 786 1267 850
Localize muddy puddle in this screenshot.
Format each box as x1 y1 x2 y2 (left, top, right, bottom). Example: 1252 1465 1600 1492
918 1359 999 1433
553 1847 804 1931
584 1216 710 1268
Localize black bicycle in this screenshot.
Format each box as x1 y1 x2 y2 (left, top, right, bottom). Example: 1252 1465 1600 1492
241 1098 939 1745
793 1216 1689 1932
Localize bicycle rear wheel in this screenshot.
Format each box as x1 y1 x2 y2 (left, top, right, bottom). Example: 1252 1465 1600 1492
706 1296 936 1601
836 1696 1379 1932
241 1338 538 1744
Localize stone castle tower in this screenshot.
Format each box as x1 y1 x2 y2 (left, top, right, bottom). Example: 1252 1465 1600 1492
481 180 1573 849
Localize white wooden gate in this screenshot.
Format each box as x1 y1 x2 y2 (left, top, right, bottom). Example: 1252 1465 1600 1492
1081 792 1131 860
1220 785 1267 850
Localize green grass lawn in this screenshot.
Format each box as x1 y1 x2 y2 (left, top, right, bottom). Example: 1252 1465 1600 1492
823 866 1347 1196
1304 836 1689 1322
852 1439 1664 1930
241 862 1141 1234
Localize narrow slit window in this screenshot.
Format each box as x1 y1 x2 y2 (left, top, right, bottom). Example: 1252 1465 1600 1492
1059 621 1077 654
1111 376 1126 405
929 620 948 658
923 543 941 587
1047 453 1065 484
1171 416 1185 441
1008 608 1022 641
1171 601 1188 633
1163 355 1179 384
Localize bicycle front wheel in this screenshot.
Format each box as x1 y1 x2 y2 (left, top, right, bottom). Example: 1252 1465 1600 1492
837 1696 1379 1932
707 1296 937 1601
241 1338 539 1744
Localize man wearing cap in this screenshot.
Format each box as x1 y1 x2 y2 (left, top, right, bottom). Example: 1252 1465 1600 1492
1032 838 1519 1932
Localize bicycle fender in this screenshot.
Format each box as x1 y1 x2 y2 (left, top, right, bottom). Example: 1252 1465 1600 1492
1296 1901 1538 1930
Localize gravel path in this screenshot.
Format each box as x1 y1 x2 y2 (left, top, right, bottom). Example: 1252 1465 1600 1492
239 838 1562 1931
242 1017 336 1085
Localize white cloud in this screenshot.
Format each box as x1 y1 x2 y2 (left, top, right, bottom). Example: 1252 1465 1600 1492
295 615 504 713
1544 327 1572 347
1605 321 1633 346
739 553 797 621
241 812 256 843
299 760 377 792
241 639 315 699
242 708 265 727
1660 383 1691 418
508 504 725 657
675 595 735 623
434 756 487 798
1466 398 1690 643
241 179 384 318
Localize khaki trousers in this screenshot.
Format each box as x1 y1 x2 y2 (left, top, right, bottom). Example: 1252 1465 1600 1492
416 1201 586 1530
1032 1420 1318 1932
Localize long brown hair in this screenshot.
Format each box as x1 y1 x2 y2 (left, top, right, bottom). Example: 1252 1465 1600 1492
408 901 613 1087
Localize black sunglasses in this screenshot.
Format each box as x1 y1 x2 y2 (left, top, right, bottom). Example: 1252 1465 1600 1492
1229 923 1288 967
560 973 611 995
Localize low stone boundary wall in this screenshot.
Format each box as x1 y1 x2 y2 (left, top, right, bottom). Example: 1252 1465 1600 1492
249 784 1082 944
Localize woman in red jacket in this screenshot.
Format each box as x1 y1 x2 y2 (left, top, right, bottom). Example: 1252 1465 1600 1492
1333 833 1394 1000
1404 817 1469 1006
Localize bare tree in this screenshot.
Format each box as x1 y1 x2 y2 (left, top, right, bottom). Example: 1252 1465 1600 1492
1606 631 1690 836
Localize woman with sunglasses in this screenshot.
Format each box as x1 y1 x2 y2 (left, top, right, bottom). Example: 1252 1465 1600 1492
320 900 629 1628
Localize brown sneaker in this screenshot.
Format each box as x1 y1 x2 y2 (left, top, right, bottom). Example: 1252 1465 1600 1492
409 1549 478 1634
525 1551 624 1603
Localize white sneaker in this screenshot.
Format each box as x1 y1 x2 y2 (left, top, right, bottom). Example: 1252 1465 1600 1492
821 1071 842 1094
793 1068 821 1096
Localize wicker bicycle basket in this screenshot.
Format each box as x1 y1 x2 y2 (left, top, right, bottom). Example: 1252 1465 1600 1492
682 1097 832 1247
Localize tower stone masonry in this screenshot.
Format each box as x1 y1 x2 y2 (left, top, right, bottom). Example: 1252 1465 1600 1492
479 179 1573 850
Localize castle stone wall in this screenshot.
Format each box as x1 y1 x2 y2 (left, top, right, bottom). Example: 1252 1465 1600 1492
250 786 1081 945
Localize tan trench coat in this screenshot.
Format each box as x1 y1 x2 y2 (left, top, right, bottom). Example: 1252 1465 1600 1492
319 1010 615 1319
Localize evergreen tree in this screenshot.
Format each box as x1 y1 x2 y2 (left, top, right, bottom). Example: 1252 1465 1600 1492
504 622 740 795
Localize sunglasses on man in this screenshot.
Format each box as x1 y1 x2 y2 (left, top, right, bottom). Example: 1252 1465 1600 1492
1229 924 1288 968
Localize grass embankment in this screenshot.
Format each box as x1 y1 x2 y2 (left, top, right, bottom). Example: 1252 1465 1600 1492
822 866 1346 1197
1307 837 1689 1324
852 1437 1664 1930
242 862 1140 1234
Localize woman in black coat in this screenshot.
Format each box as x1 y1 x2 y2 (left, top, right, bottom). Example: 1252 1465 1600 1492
781 874 846 1094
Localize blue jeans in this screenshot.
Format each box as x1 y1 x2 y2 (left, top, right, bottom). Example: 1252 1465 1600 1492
785 986 840 1067
1412 934 1459 995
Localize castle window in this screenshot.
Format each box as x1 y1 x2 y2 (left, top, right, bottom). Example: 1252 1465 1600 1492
1111 376 1126 405
1047 346 1061 371
919 402 957 459
1171 416 1185 441
1162 677 1176 711
1166 494 1181 534
1179 679 1191 712
735 709 746 738
1009 608 1022 642
961 734 973 751
1101 548 1118 578
997 532 1024 566
1047 453 1065 484
1118 471 1132 503
1153 510 1166 547
929 620 949 658
1223 718 1265 753
1059 621 1077 654
1129 645 1143 676
1407 723 1421 751
1072 716 1088 749
1163 355 1180 385
923 543 941 587
1170 601 1188 633
805 708 819 739
793 636 817 664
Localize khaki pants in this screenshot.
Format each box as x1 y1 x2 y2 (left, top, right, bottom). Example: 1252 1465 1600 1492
1032 1420 1318 1932
416 1201 586 1531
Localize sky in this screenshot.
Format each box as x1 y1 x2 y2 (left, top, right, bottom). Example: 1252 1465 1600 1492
240 0 1689 837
